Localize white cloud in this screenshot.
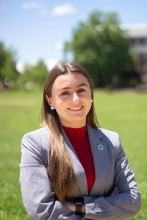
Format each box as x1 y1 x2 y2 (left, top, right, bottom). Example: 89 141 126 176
22 1 47 15
51 3 76 16
45 58 59 71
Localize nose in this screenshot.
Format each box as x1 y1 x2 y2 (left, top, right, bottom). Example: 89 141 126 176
72 92 80 102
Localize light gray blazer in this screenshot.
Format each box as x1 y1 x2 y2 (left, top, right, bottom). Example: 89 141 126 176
20 125 141 220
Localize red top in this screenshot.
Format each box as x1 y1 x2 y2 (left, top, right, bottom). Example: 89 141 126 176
63 125 95 193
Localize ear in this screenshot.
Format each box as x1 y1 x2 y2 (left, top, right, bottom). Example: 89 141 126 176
45 95 53 106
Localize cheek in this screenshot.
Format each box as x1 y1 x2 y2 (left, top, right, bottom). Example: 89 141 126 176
83 93 91 100
53 97 66 108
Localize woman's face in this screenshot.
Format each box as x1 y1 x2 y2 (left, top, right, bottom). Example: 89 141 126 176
46 72 92 128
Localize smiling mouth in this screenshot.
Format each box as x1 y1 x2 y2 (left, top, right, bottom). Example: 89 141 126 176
68 106 83 111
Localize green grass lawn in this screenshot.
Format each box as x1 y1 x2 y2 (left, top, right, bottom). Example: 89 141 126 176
0 89 146 219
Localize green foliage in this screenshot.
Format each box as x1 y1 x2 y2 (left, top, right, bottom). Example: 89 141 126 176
0 41 48 91
0 89 146 219
18 60 48 90
0 42 19 89
64 11 135 87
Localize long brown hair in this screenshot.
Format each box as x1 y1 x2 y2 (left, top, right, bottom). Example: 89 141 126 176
42 62 99 202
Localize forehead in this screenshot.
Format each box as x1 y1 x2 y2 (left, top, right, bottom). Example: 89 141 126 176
53 72 89 88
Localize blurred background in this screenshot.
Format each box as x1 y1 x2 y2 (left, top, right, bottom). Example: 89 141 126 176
0 0 147 219
0 0 147 90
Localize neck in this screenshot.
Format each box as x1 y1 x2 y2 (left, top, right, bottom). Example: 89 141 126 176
60 121 86 128
62 125 87 138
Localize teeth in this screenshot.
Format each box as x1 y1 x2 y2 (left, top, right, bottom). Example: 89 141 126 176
69 107 82 110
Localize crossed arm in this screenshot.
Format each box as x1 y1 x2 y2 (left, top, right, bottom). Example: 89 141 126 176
20 131 141 220
65 187 119 213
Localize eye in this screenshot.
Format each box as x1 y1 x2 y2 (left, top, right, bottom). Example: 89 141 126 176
77 88 85 93
61 91 70 96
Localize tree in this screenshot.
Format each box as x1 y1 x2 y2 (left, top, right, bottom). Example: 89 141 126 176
0 42 19 89
63 11 135 87
18 60 48 90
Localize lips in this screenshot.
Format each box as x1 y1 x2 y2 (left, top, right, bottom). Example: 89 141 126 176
68 106 83 111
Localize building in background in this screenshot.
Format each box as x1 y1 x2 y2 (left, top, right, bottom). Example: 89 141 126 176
121 23 147 84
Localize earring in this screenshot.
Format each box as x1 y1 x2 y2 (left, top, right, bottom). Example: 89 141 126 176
91 99 93 103
51 106 54 110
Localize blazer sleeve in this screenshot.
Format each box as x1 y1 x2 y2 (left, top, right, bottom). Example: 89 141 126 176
83 133 142 220
19 130 84 220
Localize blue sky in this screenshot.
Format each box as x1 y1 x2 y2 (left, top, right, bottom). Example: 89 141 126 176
0 0 147 71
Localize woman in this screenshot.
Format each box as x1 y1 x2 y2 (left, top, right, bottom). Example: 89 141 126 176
20 62 141 220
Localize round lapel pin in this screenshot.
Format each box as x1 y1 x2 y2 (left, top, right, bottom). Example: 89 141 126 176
98 144 104 150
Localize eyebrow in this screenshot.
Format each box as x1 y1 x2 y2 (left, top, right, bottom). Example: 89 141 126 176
57 83 88 92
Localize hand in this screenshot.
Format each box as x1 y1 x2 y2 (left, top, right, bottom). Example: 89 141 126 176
65 201 75 212
65 201 85 214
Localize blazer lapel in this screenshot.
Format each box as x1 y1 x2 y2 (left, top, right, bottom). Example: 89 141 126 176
62 126 109 196
62 129 88 195
87 125 108 196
